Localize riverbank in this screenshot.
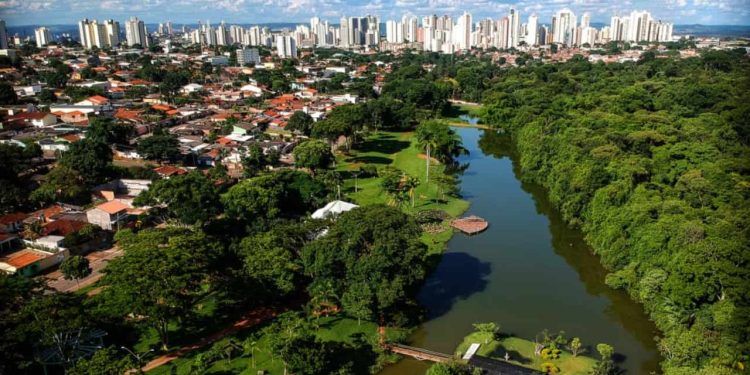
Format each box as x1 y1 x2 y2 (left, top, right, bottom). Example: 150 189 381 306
454 331 598 375
335 131 470 254
379 127 660 375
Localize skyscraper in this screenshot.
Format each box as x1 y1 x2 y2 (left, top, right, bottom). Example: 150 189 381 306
125 17 149 47
103 19 120 46
453 12 472 50
276 35 297 58
35 27 52 48
526 14 538 46
552 8 576 46
508 8 521 48
0 20 8 49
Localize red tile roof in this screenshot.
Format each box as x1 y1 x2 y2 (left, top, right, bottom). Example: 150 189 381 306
1 250 44 269
0 213 27 225
95 200 129 214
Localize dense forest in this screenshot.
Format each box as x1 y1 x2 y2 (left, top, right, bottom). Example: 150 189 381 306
474 51 750 374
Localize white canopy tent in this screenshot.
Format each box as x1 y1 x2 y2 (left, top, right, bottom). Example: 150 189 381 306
311 200 359 219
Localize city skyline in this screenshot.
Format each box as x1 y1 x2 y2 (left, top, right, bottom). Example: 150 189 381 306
1 0 749 26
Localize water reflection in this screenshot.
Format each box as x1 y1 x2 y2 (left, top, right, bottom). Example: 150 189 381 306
380 128 660 375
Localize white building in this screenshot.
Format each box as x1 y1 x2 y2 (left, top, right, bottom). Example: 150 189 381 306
526 14 538 46
276 35 297 58
552 8 577 46
34 27 52 48
125 17 149 47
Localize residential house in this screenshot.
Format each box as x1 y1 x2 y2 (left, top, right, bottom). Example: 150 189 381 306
5 112 57 128
86 200 131 231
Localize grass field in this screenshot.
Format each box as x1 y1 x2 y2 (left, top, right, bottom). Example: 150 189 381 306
335 131 470 254
148 316 400 375
455 332 598 375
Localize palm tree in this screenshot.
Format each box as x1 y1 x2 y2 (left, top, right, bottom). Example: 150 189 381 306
415 120 441 184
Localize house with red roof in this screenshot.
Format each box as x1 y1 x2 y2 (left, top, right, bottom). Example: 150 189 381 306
4 111 57 128
86 200 131 231
77 95 111 106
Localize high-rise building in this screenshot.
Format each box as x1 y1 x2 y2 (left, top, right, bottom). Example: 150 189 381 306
125 17 149 47
552 8 576 46
0 20 8 49
78 19 111 49
103 19 120 46
508 8 521 48
453 12 472 50
35 27 52 48
276 35 297 58
216 22 228 45
236 48 260 66
526 14 538 46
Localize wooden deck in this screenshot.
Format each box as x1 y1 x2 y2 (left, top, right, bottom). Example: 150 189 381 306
451 215 489 235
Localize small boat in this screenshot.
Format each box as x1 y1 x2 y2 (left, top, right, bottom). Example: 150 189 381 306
451 215 489 235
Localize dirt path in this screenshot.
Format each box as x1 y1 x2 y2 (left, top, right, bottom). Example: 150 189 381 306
141 306 282 372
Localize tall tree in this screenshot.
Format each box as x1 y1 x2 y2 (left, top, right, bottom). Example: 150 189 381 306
99 228 214 350
293 140 334 176
134 171 221 226
60 256 92 287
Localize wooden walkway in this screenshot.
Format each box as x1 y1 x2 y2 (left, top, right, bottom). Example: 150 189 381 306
388 343 453 363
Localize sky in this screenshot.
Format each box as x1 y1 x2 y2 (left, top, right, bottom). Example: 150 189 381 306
1 0 749 26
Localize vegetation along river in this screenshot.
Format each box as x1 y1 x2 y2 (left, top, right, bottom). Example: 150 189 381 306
380 126 661 374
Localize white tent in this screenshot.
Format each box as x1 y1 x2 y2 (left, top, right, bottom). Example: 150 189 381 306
311 200 359 219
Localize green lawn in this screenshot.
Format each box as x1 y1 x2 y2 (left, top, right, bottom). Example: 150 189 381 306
148 316 402 375
455 332 598 375
336 131 470 255
440 104 484 124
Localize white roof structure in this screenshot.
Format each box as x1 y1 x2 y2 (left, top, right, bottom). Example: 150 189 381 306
311 200 359 220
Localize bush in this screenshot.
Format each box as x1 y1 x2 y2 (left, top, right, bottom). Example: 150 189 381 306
358 164 378 178
540 362 560 373
414 209 448 224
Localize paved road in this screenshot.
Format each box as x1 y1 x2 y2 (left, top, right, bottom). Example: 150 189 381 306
45 246 122 293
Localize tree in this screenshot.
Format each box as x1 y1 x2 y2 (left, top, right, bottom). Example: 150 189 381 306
426 362 473 375
593 343 616 375
286 111 314 136
67 347 135 375
30 166 90 206
473 322 501 343
0 274 40 373
0 82 18 104
87 117 133 144
136 129 180 162
160 71 189 103
99 228 213 350
134 171 221 226
60 256 92 287
59 138 112 185
242 143 270 178
38 89 57 103
568 337 584 357
1 143 42 213
341 282 374 326
415 120 467 182
293 140 333 176
301 205 427 324
238 232 299 296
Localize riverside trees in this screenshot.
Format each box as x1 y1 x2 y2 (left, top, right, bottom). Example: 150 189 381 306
479 50 750 374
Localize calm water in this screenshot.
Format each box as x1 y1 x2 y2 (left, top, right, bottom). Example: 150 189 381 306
380 127 661 374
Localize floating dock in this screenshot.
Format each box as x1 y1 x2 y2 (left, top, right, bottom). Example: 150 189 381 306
451 215 489 235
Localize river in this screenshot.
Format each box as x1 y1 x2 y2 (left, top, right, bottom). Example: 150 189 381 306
380 126 661 374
